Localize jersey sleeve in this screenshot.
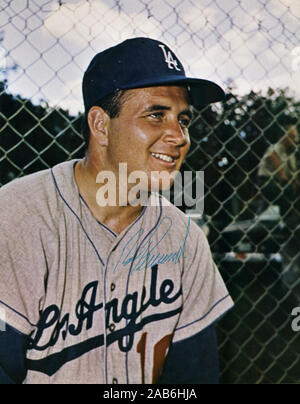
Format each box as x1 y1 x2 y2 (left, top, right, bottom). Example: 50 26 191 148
0 323 29 384
0 181 47 336
172 221 234 343
158 324 219 384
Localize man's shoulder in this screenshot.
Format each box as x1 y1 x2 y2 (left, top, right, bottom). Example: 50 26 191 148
0 160 76 223
0 167 51 210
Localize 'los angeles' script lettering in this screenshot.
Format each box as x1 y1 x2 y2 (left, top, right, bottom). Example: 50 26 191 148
28 265 182 353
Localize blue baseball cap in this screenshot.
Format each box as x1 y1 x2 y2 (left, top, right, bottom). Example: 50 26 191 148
82 37 225 112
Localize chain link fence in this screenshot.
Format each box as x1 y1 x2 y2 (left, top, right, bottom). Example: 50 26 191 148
1 0 300 384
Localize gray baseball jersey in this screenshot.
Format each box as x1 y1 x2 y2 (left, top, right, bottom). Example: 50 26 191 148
0 160 233 384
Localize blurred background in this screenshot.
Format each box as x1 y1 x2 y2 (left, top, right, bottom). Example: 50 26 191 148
1 0 300 384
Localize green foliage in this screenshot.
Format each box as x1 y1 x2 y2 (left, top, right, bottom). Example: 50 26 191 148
0 82 85 185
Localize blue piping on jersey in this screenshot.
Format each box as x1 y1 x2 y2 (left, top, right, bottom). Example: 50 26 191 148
51 169 105 267
97 220 118 238
175 294 232 332
80 189 148 240
79 192 148 240
79 193 118 238
0 300 37 328
125 195 163 384
103 200 148 384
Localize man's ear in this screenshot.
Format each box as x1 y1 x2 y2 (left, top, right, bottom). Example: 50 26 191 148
87 106 110 146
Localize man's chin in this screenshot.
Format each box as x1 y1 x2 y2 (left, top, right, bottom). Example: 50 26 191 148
150 171 177 189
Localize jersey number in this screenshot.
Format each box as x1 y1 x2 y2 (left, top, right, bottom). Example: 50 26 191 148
137 332 172 384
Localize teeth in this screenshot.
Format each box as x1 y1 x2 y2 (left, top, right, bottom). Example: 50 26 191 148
151 153 174 163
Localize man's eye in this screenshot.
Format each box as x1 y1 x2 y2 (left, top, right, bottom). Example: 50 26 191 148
150 112 164 119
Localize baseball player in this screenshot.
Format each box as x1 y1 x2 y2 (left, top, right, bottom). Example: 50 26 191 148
0 38 233 384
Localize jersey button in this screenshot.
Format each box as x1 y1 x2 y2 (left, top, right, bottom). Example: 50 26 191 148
110 283 116 292
109 323 116 332
112 378 118 384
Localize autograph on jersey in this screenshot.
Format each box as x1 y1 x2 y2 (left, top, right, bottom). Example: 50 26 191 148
112 216 190 274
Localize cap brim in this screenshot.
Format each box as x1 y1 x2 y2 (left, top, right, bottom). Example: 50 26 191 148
118 76 225 109
185 78 225 108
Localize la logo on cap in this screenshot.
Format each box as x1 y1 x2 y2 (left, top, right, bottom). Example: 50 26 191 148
158 44 181 71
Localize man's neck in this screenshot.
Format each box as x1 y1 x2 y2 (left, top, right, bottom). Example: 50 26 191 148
74 158 144 235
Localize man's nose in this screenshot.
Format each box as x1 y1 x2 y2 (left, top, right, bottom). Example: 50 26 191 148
163 120 187 146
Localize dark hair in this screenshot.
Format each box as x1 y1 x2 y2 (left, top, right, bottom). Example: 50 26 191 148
81 90 127 147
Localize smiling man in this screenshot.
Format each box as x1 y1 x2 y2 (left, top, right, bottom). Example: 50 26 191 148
76 85 192 232
0 37 233 384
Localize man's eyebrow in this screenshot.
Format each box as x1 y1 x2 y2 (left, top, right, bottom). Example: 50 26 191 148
144 104 171 113
144 104 194 119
